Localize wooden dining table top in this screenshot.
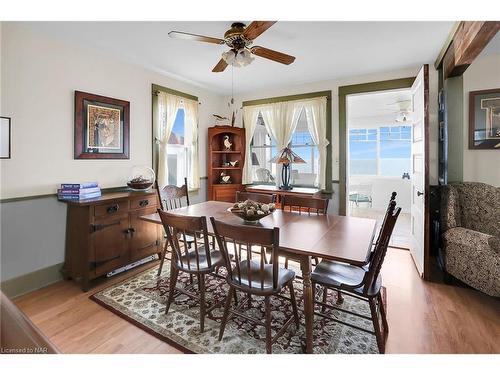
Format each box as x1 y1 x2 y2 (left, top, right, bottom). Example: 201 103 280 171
141 200 377 266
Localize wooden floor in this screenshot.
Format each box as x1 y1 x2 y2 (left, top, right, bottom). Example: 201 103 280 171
13 249 500 354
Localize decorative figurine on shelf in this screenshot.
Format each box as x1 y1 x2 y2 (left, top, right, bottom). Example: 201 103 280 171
220 171 232 184
229 160 238 167
213 114 229 126
223 135 232 151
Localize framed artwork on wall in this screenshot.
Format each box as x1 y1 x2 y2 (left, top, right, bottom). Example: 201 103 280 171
469 88 500 149
74 91 130 159
0 116 11 159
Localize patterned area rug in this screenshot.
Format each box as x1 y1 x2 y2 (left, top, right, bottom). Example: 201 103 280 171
90 260 379 354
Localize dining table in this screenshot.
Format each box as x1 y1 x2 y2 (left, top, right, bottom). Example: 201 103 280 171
140 200 377 354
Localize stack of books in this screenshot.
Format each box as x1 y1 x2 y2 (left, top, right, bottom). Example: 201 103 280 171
57 182 101 201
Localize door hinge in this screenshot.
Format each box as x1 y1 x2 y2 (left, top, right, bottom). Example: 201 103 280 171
90 220 121 233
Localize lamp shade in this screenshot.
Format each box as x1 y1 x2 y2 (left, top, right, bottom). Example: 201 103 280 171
269 147 306 165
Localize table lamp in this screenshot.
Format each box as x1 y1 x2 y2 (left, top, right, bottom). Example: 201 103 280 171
270 147 306 190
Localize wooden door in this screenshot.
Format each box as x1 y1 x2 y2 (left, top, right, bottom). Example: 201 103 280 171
91 215 129 277
129 207 160 262
409 65 429 277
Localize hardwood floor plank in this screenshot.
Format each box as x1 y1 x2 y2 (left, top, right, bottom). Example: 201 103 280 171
13 250 500 354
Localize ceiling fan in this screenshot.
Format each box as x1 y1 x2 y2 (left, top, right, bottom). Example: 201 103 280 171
168 21 296 72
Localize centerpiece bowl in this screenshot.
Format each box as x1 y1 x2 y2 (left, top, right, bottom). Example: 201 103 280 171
229 200 276 224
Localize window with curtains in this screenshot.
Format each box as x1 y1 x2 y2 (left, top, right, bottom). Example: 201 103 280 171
166 108 188 186
251 110 320 187
152 85 200 190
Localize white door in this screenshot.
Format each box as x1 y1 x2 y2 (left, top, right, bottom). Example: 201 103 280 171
409 65 429 277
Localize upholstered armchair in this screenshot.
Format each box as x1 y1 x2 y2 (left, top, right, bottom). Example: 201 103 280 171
440 182 500 297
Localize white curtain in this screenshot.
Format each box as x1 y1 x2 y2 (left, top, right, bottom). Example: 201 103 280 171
157 92 182 187
303 97 329 189
260 101 302 187
183 98 200 190
242 106 261 184
260 101 302 150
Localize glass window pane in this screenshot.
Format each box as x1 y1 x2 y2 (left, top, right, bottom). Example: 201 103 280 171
168 109 185 145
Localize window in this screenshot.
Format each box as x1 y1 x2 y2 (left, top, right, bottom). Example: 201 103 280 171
349 125 411 177
250 110 319 187
167 108 187 185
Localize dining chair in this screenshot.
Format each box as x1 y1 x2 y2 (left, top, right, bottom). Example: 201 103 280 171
281 194 330 268
157 209 225 333
310 192 401 353
235 191 276 204
155 178 194 276
210 217 300 354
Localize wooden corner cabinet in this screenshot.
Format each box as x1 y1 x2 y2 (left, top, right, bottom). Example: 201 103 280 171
207 126 245 202
61 190 161 291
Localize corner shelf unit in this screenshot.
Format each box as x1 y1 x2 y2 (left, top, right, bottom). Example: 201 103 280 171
207 126 245 203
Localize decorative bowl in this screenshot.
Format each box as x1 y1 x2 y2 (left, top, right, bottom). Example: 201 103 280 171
229 200 276 224
127 165 155 191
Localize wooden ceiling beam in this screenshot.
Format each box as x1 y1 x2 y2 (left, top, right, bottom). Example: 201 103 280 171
440 21 500 79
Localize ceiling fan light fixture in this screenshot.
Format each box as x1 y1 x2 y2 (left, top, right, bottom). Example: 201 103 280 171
222 48 254 68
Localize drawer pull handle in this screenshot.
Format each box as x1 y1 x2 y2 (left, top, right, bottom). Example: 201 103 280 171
107 204 119 214
139 199 149 207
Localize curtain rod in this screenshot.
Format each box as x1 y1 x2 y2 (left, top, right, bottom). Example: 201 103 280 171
153 90 202 105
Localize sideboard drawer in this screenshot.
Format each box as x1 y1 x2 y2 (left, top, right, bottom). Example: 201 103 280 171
130 195 157 210
94 200 129 218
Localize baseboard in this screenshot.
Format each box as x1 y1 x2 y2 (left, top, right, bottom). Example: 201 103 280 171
0 263 64 299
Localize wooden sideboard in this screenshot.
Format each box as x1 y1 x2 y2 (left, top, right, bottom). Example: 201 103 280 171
61 190 161 291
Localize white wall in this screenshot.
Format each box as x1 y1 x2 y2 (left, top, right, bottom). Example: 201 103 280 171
0 22 223 199
462 52 500 187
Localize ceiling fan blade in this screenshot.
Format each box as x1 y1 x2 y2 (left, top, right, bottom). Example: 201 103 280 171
251 46 296 65
168 31 225 45
243 21 277 40
212 58 228 73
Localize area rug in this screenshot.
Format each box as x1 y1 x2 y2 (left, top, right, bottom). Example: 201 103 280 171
90 260 379 354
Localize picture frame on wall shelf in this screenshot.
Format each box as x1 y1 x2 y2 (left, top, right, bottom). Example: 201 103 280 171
469 88 500 150
74 91 130 159
0 116 11 159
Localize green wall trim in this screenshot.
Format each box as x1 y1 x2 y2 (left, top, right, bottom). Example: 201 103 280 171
151 84 198 101
242 91 333 193
1 262 64 299
338 77 415 215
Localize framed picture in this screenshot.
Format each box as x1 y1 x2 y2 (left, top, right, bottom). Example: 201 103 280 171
0 116 11 159
74 91 130 159
469 88 500 149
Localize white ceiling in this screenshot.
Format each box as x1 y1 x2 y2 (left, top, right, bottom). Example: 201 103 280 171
348 89 412 119
24 21 454 95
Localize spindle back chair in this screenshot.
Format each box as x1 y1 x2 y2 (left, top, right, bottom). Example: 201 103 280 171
157 209 225 332
210 217 300 353
311 192 401 353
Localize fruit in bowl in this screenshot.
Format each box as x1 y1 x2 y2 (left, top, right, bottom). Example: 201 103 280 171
229 200 276 223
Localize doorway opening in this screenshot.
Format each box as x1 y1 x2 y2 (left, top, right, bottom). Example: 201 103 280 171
346 89 412 248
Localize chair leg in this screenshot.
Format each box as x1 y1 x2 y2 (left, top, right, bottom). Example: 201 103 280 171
322 286 328 312
219 285 234 341
337 290 344 305
264 295 272 354
369 296 385 354
247 293 252 309
284 257 289 269
157 242 169 276
378 292 389 336
165 262 179 315
199 274 206 333
288 281 300 329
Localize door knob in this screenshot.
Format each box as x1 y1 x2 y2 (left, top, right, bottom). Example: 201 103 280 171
417 191 424 197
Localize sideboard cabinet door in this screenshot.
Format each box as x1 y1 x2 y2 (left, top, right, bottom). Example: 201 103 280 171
91 214 130 277
129 207 160 262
